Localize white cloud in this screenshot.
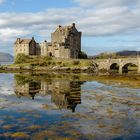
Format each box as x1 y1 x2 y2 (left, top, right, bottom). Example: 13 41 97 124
0 0 140 54
0 6 140 38
0 28 30 41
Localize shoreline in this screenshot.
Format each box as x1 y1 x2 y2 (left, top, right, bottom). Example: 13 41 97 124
1 71 140 88
0 64 140 77
0 65 97 73
0 68 140 88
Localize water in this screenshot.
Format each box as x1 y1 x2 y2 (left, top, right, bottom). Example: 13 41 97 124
0 73 140 140
0 62 13 65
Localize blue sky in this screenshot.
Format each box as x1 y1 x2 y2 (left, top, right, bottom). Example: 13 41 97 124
0 0 140 55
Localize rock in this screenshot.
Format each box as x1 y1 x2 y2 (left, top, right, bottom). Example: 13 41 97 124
21 66 32 70
52 66 61 70
80 66 90 70
11 66 21 70
60 67 70 70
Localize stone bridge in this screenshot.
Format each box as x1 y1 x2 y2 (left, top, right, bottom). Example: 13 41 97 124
93 58 140 74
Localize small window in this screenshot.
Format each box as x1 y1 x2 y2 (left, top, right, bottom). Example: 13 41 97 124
49 52 52 57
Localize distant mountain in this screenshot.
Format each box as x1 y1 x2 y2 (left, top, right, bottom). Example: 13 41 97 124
89 50 140 59
0 52 14 62
116 50 139 56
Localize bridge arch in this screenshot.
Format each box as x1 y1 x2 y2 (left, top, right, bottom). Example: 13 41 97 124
109 63 120 73
122 63 138 73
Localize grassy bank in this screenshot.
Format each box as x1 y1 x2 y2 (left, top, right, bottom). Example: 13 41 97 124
13 55 93 67
0 55 96 73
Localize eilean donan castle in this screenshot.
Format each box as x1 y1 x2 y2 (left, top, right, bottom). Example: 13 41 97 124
14 23 81 59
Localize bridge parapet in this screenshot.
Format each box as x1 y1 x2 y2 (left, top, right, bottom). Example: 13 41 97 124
92 58 140 74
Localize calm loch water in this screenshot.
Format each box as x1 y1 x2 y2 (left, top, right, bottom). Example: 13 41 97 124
0 73 140 140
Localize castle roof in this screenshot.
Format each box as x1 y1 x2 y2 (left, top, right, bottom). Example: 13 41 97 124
15 38 34 44
54 23 77 33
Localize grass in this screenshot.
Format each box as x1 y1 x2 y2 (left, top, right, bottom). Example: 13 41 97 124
12 56 93 68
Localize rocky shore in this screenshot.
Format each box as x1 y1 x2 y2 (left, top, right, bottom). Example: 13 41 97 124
0 65 97 73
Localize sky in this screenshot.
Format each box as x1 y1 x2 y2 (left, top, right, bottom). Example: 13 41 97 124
0 0 140 55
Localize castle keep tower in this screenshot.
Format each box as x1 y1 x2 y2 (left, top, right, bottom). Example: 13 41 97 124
51 23 82 58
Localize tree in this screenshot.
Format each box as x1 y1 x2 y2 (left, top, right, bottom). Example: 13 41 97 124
79 51 88 59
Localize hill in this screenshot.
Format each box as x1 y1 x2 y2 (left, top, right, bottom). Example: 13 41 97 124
90 50 140 59
116 50 139 56
0 52 14 62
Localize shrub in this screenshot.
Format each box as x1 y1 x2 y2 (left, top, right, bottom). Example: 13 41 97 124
42 56 52 61
79 51 88 59
14 54 29 64
72 60 80 65
45 61 52 65
39 62 47 66
30 63 39 67
61 63 66 67
15 75 31 85
57 61 62 65
80 60 93 67
51 62 56 65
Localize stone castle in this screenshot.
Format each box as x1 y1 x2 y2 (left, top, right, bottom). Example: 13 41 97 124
14 23 81 59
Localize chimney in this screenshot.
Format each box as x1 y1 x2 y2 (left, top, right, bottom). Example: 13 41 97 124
58 25 61 28
17 38 20 44
32 37 34 40
72 23 75 27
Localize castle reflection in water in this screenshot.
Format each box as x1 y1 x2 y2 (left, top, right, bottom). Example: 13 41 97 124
14 74 83 112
